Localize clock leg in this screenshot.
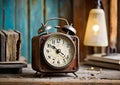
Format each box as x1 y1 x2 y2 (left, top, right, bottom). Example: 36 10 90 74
40 73 45 77
33 71 39 77
35 71 39 75
73 72 78 77
34 71 45 77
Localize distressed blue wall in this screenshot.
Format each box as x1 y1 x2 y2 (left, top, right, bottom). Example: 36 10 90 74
0 0 72 63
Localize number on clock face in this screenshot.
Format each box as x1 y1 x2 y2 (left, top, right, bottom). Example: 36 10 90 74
43 34 75 69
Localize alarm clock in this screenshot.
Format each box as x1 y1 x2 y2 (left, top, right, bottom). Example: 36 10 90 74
32 18 79 77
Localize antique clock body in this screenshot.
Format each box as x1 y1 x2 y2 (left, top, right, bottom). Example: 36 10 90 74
32 18 79 77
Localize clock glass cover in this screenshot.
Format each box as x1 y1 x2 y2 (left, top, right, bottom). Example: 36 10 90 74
43 33 75 69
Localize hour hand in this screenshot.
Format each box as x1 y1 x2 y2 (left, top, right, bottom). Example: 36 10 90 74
48 44 56 49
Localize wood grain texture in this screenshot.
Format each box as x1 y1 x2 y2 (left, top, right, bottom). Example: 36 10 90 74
0 30 22 61
29 0 44 63
58 0 73 25
2 30 14 61
110 0 118 50
0 0 2 29
3 0 15 29
73 0 87 62
1 64 120 85
15 0 28 60
45 0 58 33
2 30 18 61
117 0 120 52
1 80 120 85
12 31 19 61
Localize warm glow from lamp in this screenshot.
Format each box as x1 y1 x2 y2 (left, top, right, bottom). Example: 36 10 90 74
92 24 100 35
84 8 108 47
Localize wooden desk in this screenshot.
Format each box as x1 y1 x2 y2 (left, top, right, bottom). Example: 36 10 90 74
0 64 120 85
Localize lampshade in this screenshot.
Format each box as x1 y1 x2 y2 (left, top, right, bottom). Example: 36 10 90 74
84 8 108 47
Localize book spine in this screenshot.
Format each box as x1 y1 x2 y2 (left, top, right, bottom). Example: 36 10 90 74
0 31 6 61
86 55 119 64
84 60 120 70
14 30 22 61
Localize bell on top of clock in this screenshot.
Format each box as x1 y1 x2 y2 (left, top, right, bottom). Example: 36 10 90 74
61 23 76 35
38 23 52 34
38 18 76 35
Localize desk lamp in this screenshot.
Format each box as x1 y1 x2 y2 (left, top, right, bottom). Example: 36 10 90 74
84 0 120 68
84 0 108 55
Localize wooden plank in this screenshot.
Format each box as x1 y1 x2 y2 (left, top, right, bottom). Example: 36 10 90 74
73 0 87 61
1 64 120 84
45 0 58 33
117 0 120 52
3 0 15 30
29 0 44 63
0 0 2 29
110 0 118 52
58 0 73 25
30 0 44 36
1 79 120 85
15 0 28 60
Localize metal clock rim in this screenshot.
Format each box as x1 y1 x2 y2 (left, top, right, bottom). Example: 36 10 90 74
42 32 76 70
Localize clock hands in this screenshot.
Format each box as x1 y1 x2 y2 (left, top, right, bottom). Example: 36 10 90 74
48 44 66 57
56 49 65 57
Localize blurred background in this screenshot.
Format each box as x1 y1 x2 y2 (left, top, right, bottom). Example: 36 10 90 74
0 0 119 63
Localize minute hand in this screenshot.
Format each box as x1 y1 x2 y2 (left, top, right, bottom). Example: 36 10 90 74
56 49 66 57
49 44 66 57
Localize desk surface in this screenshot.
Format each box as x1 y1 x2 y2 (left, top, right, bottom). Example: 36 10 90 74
0 64 120 85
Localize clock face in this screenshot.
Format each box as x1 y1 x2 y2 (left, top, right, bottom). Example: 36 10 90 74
43 33 75 69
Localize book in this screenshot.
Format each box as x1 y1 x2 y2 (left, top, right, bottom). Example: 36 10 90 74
85 54 120 64
84 59 120 70
1 30 21 61
0 31 6 61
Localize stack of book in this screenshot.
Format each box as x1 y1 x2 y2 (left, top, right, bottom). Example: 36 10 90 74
0 30 27 74
84 54 120 70
0 30 21 62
